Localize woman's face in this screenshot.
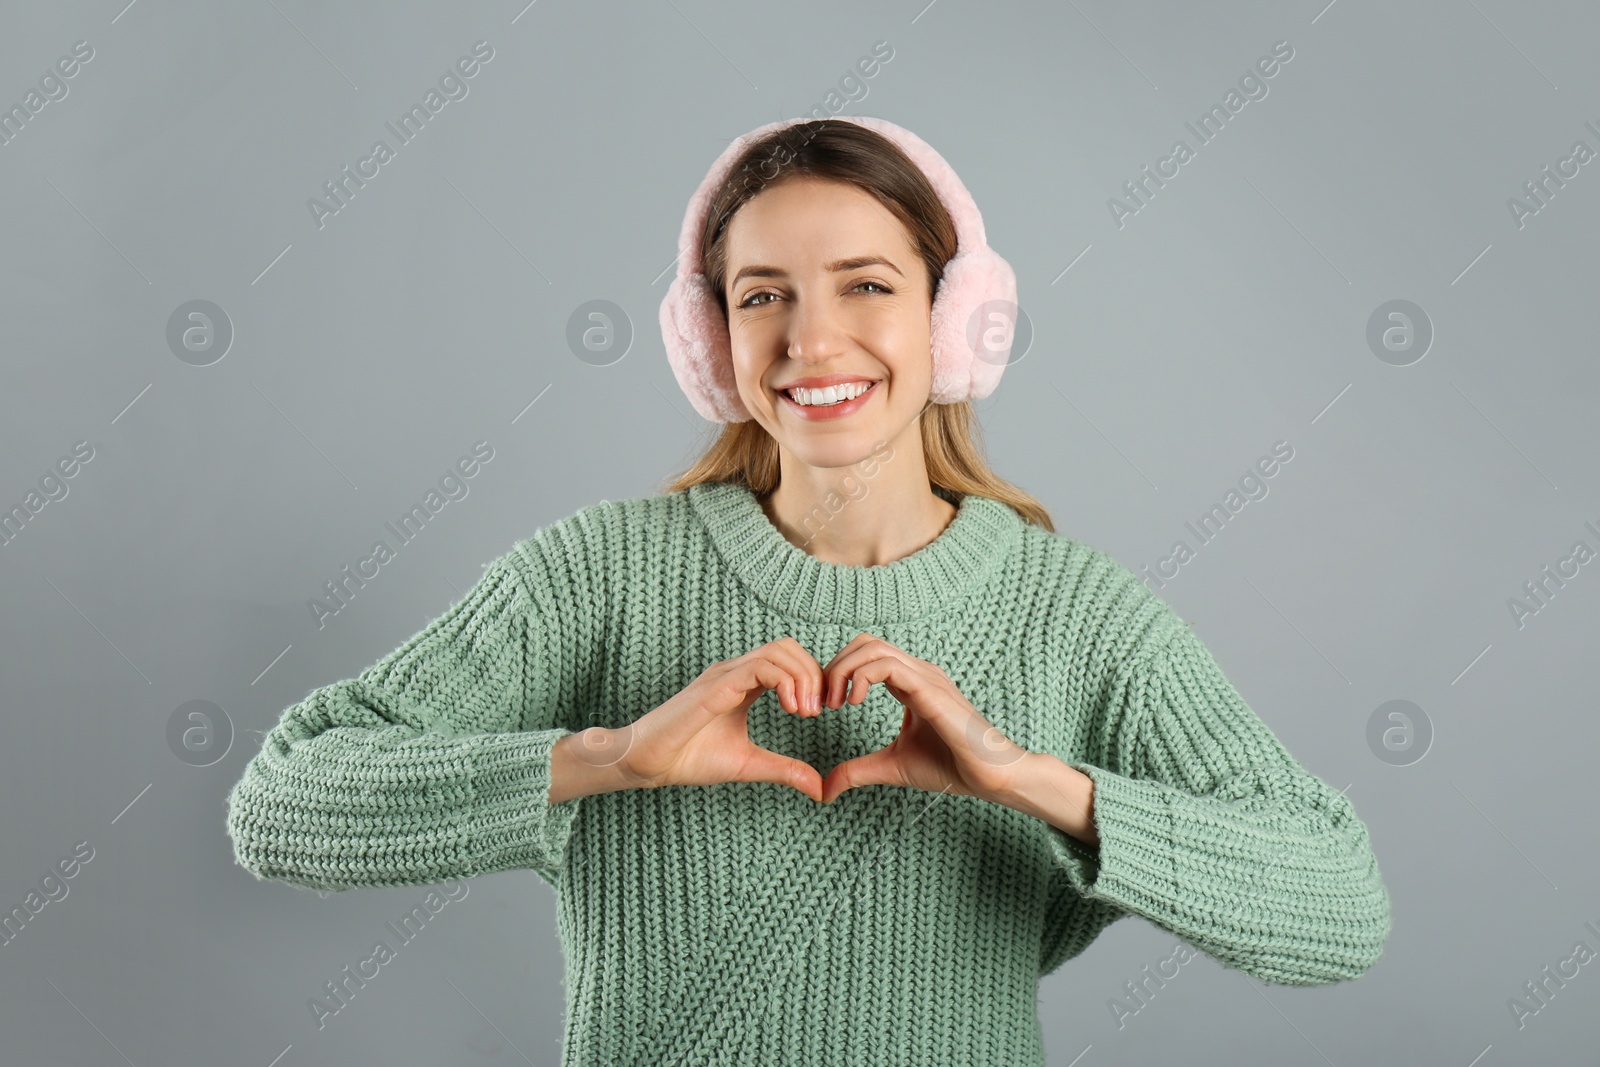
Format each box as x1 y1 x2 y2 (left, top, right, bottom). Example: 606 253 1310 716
721 176 934 471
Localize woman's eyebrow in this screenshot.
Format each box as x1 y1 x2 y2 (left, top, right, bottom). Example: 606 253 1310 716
731 256 905 286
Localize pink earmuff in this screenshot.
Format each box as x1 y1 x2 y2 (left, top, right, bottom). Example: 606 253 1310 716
658 115 1018 424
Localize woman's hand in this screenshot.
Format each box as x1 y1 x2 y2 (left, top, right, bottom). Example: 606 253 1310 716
818 633 1028 805
605 637 828 802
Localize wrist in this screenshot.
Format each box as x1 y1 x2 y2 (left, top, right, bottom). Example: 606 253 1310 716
996 752 1098 846
549 728 645 804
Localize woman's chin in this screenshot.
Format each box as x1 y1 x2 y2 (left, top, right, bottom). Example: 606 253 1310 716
776 432 891 472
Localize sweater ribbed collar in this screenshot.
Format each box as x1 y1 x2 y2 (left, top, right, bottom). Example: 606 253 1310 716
686 480 1023 625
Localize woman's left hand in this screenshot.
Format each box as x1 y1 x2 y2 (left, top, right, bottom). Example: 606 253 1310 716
819 633 1028 804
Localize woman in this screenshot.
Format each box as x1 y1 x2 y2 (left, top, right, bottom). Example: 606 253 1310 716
226 116 1392 1066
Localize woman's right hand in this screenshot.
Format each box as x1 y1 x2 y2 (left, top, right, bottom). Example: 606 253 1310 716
612 637 828 802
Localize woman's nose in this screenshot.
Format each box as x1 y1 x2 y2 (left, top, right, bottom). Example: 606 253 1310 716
785 297 848 363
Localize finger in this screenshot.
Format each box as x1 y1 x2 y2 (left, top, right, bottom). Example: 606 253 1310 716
728 657 800 717
821 632 878 678
777 637 826 715
823 634 888 707
831 643 911 707
742 646 805 715
763 640 821 715
790 637 825 713
843 656 893 706
734 745 825 802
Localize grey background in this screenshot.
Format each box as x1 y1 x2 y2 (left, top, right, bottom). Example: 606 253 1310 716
2 0 1596 1064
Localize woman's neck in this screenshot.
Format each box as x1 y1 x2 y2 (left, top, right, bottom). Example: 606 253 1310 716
758 453 958 568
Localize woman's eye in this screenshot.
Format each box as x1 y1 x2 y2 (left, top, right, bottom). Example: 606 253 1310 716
738 282 889 308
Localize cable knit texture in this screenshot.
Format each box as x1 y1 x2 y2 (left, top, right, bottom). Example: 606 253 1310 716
225 481 1392 1066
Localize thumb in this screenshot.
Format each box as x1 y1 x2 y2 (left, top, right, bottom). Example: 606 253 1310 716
821 749 898 803
733 745 824 803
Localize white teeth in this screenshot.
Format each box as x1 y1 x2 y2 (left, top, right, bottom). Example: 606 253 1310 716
785 381 874 407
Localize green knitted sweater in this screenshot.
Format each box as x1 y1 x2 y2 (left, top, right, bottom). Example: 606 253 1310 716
225 480 1391 1066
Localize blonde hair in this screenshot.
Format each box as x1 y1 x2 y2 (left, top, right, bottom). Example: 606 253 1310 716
661 404 1053 531
660 119 1053 532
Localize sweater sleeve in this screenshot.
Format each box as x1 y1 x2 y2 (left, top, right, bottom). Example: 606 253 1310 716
224 548 584 892
1045 622 1393 986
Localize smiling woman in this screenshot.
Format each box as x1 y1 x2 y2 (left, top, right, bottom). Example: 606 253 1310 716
660 117 1049 550
226 116 1392 1067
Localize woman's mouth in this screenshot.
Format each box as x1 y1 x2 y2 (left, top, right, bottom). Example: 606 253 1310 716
777 380 880 421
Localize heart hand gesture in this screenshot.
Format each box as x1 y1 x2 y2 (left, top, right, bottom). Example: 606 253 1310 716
818 633 1028 805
